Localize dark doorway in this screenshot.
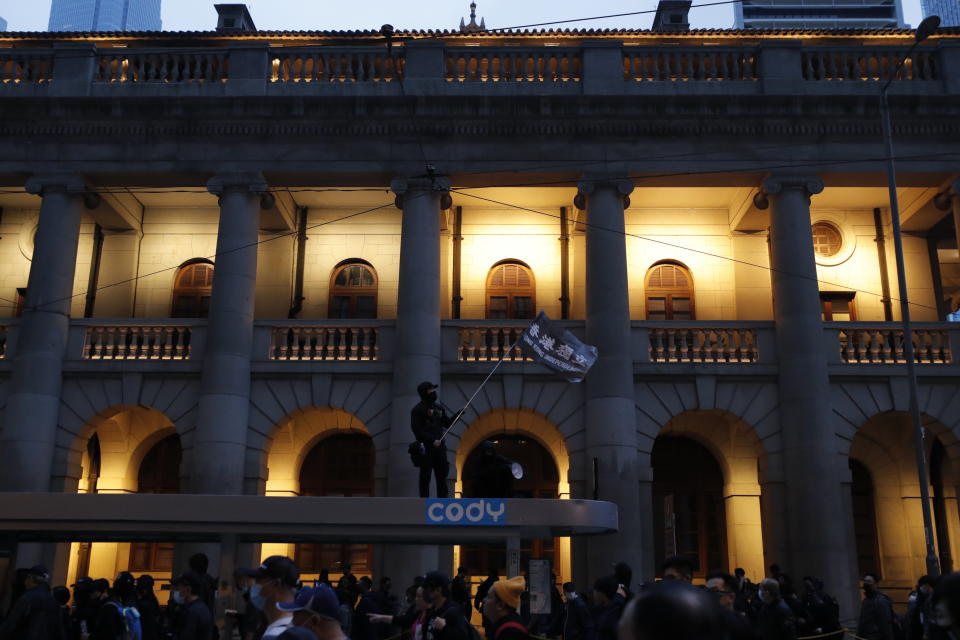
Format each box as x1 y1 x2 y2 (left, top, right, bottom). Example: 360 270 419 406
460 435 559 576
129 433 181 572
849 458 882 577
652 436 726 577
296 433 375 574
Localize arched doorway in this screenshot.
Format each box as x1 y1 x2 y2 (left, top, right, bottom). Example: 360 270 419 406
171 260 214 318
652 436 726 577
129 434 181 573
486 261 536 320
849 458 881 577
460 435 559 576
295 433 374 575
328 261 378 319
645 261 694 320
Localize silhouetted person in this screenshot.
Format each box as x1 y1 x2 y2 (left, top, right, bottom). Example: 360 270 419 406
469 441 514 498
616 580 721 640
0 565 61 640
857 573 894 640
561 582 594 640
411 381 455 498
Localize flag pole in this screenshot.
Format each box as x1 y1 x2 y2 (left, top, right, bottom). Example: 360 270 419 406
439 338 520 443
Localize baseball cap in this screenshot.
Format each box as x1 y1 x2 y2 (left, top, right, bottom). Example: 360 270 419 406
27 565 49 581
241 556 299 587
417 381 438 395
71 577 93 589
276 584 340 619
172 571 205 593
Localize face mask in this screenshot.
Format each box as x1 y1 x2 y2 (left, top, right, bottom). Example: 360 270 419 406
250 583 267 611
758 589 766 600
427 392 438 403
172 590 185 605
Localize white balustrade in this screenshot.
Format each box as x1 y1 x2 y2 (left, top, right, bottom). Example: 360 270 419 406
271 48 402 83
271 325 379 361
648 327 759 363
83 325 192 360
802 48 938 82
96 51 229 83
457 326 531 362
0 53 53 84
446 48 581 82
837 327 952 364
624 48 758 82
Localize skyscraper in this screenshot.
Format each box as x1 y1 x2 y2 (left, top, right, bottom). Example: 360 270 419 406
0 16 7 32
48 0 162 31
922 0 960 26
734 0 904 28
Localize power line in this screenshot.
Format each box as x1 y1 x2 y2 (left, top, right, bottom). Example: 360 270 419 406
452 189 941 313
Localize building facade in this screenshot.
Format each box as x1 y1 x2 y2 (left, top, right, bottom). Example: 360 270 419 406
923 0 960 27
0 22 959 621
734 0 904 29
0 17 7 32
47 0 161 31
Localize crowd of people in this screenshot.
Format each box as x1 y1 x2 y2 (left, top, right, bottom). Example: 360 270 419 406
4 552 960 640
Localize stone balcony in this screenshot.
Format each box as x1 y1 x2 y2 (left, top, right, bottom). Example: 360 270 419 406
0 318 956 377
1 39 958 99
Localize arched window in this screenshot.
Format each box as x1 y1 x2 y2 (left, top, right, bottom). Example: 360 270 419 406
328 261 378 319
486 261 536 320
460 435 559 576
645 262 694 321
296 433 374 574
171 260 214 318
652 436 725 577
129 434 181 572
849 458 881 578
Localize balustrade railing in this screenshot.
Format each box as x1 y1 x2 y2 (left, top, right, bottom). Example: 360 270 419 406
648 326 759 363
0 52 53 84
83 324 193 360
271 48 402 83
624 48 758 82
457 325 532 361
270 325 379 361
96 51 229 83
446 47 581 82
802 48 938 82
837 326 952 364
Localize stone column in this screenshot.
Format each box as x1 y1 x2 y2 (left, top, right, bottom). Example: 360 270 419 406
577 177 647 581
0 174 86 492
951 181 960 309
190 173 267 496
383 177 448 579
764 174 858 615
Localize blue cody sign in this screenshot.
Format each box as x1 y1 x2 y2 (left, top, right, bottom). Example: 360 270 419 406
425 498 507 525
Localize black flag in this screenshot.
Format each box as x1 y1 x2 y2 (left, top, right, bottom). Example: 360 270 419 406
519 311 598 382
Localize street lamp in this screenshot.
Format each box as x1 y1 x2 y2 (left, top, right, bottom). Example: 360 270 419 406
879 14 941 578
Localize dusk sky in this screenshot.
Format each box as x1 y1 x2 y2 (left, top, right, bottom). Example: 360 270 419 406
0 0 927 32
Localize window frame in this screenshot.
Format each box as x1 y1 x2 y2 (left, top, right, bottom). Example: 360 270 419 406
820 291 857 321
485 260 537 320
645 261 695 321
328 261 379 320
171 260 214 319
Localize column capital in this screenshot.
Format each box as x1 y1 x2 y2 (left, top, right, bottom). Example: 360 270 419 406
24 173 88 196
762 174 824 197
206 172 269 196
576 175 635 197
390 176 450 195
391 177 451 210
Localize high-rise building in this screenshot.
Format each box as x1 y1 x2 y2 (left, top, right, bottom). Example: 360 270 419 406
734 0 904 28
0 16 7 32
922 0 960 26
48 0 161 31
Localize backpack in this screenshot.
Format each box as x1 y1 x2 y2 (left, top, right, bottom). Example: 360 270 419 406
107 601 143 640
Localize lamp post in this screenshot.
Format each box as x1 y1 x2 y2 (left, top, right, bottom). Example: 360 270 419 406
879 14 941 578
